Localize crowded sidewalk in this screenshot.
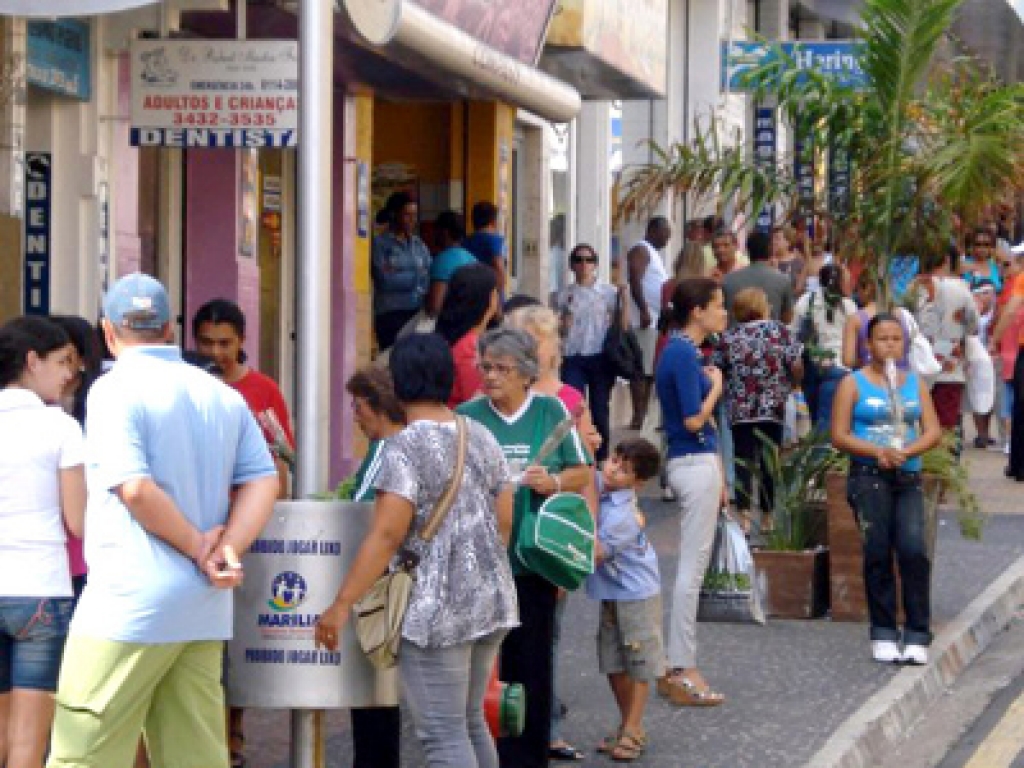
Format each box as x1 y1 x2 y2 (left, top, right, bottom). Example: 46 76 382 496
235 426 1024 768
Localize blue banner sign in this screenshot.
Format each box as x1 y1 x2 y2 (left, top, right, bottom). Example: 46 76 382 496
722 40 867 93
23 152 52 316
754 107 776 232
26 19 91 100
794 132 815 218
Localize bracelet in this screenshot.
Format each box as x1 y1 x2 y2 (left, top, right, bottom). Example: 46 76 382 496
552 473 562 494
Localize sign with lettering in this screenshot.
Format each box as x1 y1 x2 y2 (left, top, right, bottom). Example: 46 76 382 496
794 132 815 218
227 501 398 709
130 40 298 149
722 40 867 93
23 152 51 315
828 141 851 216
753 108 776 232
26 19 91 100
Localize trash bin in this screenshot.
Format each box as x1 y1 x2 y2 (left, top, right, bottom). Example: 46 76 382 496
227 500 399 709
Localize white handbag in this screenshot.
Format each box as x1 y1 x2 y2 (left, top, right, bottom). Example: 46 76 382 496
965 336 995 414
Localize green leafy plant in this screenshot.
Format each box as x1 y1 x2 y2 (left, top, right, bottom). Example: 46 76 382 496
615 0 1024 308
741 430 839 551
920 432 985 540
312 475 358 501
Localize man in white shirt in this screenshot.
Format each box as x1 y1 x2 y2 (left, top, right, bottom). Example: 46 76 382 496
626 216 672 430
912 251 979 439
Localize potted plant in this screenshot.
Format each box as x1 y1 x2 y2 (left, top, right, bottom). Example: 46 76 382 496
746 430 835 619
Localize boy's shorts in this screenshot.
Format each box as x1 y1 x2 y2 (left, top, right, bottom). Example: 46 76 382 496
597 595 665 682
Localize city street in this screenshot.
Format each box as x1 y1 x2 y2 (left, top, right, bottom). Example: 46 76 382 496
239 427 1024 768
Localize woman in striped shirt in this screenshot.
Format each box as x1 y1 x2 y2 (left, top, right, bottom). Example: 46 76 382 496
345 366 406 768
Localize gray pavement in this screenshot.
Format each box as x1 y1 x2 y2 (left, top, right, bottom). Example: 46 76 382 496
238 442 1024 768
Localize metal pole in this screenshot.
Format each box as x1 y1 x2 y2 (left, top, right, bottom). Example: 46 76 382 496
293 0 333 766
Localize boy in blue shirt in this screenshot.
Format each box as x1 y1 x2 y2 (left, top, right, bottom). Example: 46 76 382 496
587 437 663 763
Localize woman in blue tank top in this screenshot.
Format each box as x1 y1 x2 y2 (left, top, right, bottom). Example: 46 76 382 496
832 313 941 666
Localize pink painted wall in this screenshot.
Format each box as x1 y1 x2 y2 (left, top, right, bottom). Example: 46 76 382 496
184 149 260 367
114 53 142 276
330 95 360 483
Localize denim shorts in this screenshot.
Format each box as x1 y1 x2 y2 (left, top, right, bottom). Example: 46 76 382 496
0 597 74 692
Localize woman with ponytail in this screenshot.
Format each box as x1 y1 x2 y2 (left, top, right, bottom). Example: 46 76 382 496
792 264 858 429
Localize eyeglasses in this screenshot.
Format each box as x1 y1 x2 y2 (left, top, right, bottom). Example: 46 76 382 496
478 361 517 377
975 241 994 248
571 255 597 264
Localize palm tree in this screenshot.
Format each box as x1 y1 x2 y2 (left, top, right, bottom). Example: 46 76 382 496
616 0 1024 306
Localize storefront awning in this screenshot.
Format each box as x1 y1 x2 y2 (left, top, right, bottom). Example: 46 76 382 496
0 0 155 14
342 0 581 124
0 0 224 17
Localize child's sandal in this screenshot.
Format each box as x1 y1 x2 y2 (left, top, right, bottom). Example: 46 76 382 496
611 729 647 763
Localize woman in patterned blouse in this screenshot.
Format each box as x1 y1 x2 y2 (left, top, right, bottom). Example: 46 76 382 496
715 288 804 534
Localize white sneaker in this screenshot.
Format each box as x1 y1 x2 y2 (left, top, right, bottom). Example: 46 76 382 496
871 640 902 664
901 644 928 665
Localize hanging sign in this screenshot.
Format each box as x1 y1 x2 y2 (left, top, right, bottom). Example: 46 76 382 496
753 107 776 232
23 152 51 315
828 141 851 216
722 40 867 93
26 19 91 100
130 40 299 149
793 132 815 218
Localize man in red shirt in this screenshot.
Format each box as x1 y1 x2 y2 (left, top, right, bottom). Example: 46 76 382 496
192 298 293 768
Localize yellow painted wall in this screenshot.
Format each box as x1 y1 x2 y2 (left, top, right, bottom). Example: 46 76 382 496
465 101 515 292
373 101 452 184
354 95 374 372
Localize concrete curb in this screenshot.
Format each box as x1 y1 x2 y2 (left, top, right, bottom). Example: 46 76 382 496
806 554 1024 768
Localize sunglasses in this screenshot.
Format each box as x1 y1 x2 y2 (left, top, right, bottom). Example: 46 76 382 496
571 254 598 264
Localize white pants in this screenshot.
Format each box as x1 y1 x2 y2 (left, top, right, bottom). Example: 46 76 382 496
664 453 723 669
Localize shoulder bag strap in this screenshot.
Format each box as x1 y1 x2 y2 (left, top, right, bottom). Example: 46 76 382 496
419 416 468 543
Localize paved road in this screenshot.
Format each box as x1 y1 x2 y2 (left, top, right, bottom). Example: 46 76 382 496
236 439 1024 767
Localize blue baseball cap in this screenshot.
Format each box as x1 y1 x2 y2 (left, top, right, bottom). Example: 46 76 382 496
103 272 171 331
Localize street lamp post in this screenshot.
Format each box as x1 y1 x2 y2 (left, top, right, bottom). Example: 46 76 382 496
293 0 334 766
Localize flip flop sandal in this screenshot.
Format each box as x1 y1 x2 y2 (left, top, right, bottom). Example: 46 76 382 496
610 730 647 763
676 678 726 707
597 728 623 754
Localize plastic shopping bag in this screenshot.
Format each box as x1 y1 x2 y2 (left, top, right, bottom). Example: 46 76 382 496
697 513 766 625
965 336 995 414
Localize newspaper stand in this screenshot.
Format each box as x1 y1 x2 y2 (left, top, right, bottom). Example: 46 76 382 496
227 500 399 709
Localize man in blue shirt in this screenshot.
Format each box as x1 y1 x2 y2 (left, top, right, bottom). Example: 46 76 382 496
464 200 507 293
48 273 279 768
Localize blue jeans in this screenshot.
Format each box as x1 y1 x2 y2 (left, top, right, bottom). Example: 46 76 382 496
846 465 932 646
815 365 849 434
0 597 73 692
562 353 615 461
399 630 505 768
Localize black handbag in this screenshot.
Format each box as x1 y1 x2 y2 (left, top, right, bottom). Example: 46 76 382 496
602 290 644 380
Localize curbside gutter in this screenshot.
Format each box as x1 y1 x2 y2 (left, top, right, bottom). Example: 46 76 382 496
806 554 1024 768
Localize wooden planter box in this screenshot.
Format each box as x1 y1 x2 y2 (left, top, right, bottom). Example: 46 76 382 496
825 471 941 622
751 547 829 619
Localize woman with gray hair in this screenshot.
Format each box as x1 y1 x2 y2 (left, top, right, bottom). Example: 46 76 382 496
458 327 592 768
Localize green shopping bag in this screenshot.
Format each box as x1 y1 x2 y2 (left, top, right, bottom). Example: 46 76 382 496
515 492 595 591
